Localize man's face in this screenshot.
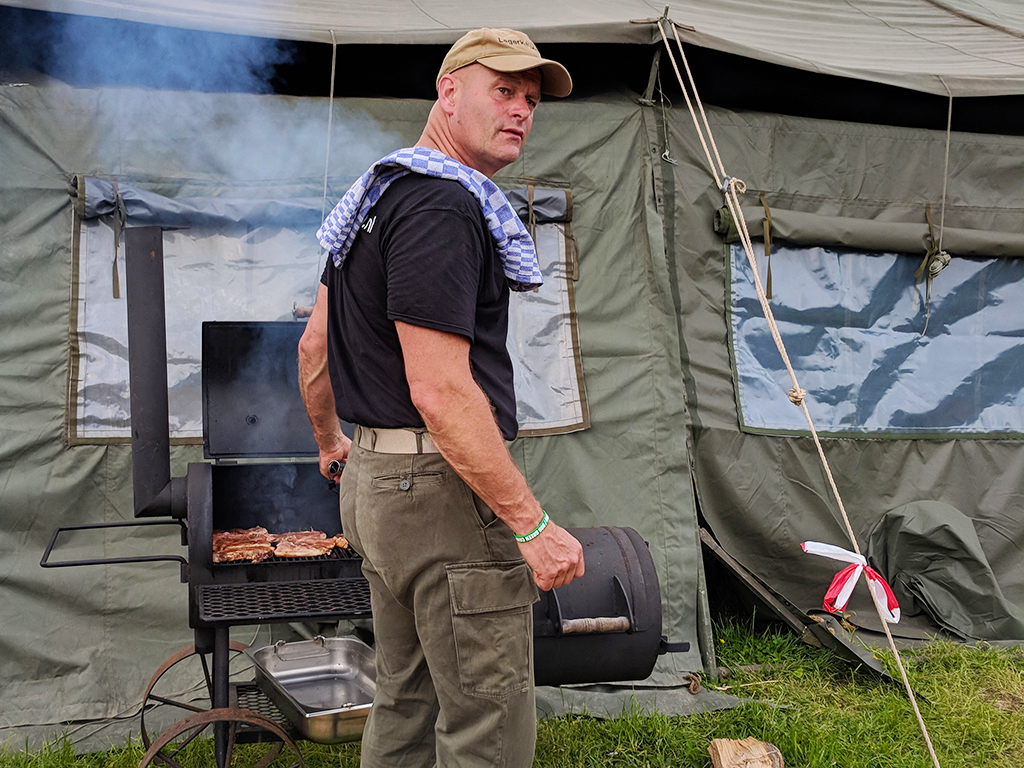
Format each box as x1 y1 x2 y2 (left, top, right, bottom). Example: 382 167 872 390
447 64 542 177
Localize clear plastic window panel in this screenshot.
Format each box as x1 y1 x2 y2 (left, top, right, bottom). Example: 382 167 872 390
507 222 587 434
73 220 324 440
730 242 1024 436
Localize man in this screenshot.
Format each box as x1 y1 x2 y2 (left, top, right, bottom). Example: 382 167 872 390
298 28 585 767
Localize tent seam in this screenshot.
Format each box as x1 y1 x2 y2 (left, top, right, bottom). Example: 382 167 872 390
842 0 1024 70
921 0 1024 41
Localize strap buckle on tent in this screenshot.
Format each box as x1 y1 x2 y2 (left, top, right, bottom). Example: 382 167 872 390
759 191 773 300
526 182 537 243
110 176 127 299
916 203 951 280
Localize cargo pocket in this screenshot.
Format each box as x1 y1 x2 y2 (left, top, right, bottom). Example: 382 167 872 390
446 560 539 699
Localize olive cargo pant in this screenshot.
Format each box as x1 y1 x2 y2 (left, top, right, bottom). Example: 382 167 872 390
340 440 539 767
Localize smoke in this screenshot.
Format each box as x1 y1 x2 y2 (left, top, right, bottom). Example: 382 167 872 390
4 9 410 453
0 6 292 93
0 6 410 193
211 462 342 534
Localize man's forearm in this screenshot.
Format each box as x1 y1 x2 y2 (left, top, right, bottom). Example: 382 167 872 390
298 340 344 450
297 283 349 468
397 320 584 589
418 374 543 535
396 321 542 533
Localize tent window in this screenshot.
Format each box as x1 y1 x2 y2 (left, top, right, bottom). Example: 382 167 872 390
70 217 323 442
67 179 588 443
729 242 1024 437
505 186 589 436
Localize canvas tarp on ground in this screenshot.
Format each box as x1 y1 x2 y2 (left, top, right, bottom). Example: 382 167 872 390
657 101 1024 642
0 81 709 745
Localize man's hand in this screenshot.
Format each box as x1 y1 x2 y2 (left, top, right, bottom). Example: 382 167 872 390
518 522 585 591
319 435 352 480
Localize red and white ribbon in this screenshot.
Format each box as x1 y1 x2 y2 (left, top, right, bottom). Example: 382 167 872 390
801 541 901 623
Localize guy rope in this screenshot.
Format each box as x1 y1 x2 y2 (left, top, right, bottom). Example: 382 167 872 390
654 16 942 768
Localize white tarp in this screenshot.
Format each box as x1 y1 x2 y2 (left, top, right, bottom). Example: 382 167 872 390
5 0 1024 95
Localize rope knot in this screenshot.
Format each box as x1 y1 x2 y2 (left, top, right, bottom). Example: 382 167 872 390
788 387 806 406
928 250 951 278
720 176 747 196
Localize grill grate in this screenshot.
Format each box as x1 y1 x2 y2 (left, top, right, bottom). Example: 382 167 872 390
198 578 372 624
214 547 361 567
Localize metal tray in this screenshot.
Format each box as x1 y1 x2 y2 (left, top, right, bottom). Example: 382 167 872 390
247 636 375 744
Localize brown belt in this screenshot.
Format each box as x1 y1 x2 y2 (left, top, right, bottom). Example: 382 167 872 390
354 425 440 455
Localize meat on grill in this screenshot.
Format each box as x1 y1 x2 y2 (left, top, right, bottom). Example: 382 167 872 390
212 527 348 562
273 533 348 558
211 527 274 563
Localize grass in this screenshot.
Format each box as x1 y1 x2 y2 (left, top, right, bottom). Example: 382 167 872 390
3 614 1024 767
535 618 1024 768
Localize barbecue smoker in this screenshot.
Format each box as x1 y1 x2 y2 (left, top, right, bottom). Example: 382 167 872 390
44 226 374 767
41 226 688 768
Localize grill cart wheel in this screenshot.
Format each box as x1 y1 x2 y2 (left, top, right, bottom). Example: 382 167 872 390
139 707 304 768
140 642 295 768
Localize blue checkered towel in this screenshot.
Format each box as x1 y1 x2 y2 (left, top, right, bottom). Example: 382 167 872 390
317 147 542 292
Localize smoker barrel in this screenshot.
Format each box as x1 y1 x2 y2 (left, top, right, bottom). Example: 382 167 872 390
534 526 686 686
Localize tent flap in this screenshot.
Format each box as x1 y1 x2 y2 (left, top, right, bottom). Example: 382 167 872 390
868 501 1024 641
75 176 323 228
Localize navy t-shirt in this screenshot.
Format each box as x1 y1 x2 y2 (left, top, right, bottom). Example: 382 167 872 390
320 174 519 440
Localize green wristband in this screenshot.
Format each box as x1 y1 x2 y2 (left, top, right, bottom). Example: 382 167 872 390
515 510 550 543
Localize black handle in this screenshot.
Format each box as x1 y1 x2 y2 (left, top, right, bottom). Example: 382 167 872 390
40 519 188 568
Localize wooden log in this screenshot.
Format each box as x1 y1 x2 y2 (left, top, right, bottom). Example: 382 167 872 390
708 737 784 768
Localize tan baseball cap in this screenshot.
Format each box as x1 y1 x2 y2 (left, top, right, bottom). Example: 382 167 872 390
436 28 572 98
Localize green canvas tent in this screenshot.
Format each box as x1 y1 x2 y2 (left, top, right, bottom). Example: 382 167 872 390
3 0 1024 751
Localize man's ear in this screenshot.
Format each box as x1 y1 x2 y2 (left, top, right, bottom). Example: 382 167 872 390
438 73 458 116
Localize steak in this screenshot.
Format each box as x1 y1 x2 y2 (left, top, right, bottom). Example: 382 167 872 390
212 528 347 562
273 532 348 558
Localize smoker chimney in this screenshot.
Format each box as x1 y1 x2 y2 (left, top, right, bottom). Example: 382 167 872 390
124 226 186 518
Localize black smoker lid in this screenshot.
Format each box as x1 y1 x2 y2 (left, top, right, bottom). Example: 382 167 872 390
202 321 321 459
